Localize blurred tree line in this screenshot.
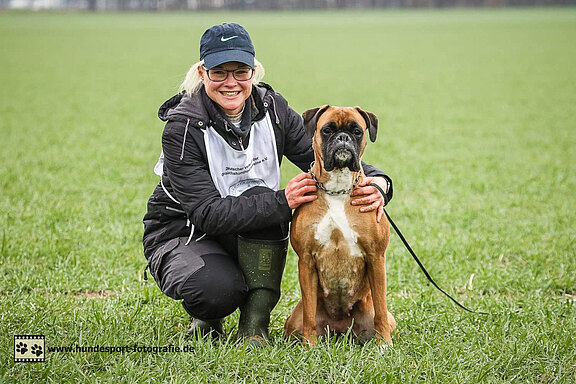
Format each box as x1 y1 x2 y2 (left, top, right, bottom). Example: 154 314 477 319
2 0 574 10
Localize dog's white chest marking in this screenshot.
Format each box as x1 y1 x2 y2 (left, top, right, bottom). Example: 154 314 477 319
315 169 362 258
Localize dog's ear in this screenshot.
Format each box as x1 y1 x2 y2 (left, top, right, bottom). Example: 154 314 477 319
355 107 378 142
302 105 330 139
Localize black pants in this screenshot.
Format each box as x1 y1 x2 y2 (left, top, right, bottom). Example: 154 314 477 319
149 187 287 321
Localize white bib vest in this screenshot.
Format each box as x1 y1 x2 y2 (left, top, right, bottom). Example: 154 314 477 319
152 113 280 245
204 112 280 197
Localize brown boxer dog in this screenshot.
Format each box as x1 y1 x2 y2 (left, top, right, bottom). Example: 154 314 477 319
284 105 396 346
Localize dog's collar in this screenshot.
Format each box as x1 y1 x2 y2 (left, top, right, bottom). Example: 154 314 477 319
308 161 361 196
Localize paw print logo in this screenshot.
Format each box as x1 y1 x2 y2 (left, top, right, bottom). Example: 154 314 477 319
16 342 28 355
14 335 45 363
31 344 43 357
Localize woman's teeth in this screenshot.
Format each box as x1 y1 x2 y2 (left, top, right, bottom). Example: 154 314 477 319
222 91 239 96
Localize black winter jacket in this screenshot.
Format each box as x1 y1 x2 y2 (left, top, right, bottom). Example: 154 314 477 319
143 83 393 256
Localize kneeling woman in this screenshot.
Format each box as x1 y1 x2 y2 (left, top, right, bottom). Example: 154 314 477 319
142 23 393 345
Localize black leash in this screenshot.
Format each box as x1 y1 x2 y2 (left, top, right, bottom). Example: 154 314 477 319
383 208 490 315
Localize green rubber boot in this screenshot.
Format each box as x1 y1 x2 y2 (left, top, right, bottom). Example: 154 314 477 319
237 235 288 346
181 301 224 340
186 318 224 340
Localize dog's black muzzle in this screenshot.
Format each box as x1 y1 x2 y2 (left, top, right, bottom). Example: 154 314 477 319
323 132 361 172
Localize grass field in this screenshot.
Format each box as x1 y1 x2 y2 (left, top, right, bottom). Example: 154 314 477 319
1 8 575 383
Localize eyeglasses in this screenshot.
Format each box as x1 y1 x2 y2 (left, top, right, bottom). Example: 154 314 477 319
202 65 254 82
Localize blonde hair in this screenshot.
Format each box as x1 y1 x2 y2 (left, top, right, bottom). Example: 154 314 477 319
179 58 266 97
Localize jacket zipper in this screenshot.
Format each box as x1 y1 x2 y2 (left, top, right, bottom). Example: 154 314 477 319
165 206 185 214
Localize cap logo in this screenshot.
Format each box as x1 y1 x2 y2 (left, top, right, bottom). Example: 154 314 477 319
200 24 254 68
220 35 238 42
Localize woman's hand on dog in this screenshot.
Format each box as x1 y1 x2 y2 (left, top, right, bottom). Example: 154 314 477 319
350 176 388 223
285 173 318 209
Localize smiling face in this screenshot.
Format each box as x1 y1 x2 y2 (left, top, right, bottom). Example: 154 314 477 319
199 61 253 115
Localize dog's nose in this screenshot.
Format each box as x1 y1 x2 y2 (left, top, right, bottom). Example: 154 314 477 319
336 133 351 143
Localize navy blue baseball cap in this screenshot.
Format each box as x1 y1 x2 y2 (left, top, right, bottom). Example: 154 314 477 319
200 23 255 69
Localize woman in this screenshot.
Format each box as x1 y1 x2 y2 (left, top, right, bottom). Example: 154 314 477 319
142 23 393 345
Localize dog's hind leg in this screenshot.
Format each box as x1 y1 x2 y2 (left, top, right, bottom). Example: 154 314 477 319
351 294 376 341
284 300 303 339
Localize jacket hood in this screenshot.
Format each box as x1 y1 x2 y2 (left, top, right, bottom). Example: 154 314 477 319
157 92 206 123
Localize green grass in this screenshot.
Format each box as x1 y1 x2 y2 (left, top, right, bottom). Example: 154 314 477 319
1 8 575 383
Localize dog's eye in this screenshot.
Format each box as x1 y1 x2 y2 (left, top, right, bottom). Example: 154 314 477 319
353 128 363 136
322 127 333 135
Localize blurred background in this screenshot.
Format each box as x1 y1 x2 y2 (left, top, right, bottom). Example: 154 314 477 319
3 0 576 11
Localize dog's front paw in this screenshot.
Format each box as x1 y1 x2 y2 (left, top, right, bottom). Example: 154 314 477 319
374 331 394 352
302 336 318 348
376 342 393 354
